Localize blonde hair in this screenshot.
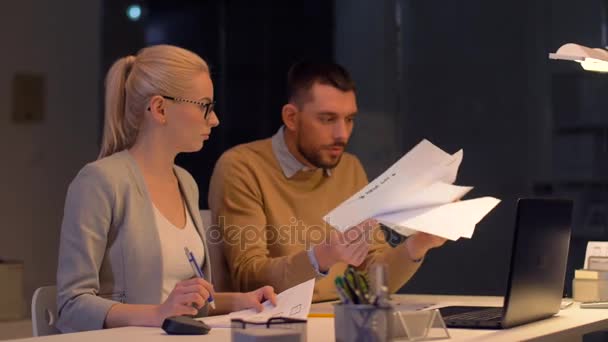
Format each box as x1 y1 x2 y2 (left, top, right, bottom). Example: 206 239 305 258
99 45 209 159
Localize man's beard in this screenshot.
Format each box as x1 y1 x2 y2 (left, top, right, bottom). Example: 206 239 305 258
296 138 346 169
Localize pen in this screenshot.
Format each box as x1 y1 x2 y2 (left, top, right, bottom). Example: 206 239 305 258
334 277 351 304
347 267 371 304
336 277 352 303
308 313 335 318
371 263 389 307
344 269 366 304
184 247 215 310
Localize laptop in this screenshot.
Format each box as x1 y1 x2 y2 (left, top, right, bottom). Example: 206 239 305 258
439 198 573 329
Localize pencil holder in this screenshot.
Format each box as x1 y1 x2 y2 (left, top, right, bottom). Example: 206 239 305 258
334 304 450 342
334 304 392 342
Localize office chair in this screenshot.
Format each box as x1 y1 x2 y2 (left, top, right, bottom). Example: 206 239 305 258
31 285 60 336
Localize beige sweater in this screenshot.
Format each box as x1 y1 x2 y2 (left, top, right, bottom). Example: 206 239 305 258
208 138 421 301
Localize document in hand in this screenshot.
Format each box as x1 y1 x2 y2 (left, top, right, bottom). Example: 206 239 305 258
200 278 315 328
323 139 500 241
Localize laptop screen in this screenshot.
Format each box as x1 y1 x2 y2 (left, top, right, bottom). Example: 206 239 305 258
439 198 573 329
501 198 573 328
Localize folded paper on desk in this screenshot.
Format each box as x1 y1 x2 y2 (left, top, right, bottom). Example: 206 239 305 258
200 278 315 328
323 139 500 240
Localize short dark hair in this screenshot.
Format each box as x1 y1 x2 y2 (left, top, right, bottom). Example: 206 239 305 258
287 61 356 105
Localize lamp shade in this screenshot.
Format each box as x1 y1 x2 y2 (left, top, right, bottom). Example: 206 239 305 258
549 43 608 72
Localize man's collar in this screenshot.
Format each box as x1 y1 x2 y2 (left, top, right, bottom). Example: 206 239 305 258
271 126 332 178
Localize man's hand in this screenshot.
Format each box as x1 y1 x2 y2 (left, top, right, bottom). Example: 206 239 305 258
314 219 376 272
405 232 447 261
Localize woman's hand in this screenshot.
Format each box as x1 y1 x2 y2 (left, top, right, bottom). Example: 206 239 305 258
233 285 277 312
155 278 215 324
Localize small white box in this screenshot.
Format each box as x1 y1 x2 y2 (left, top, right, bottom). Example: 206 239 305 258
573 278 608 302
0 261 25 321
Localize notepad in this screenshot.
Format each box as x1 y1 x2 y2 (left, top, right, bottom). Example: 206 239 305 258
200 279 315 328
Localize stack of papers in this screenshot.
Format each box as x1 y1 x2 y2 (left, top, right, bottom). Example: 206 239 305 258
200 279 315 328
323 139 500 241
584 241 608 270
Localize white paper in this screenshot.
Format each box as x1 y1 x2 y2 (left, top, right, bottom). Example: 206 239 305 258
377 197 501 241
200 278 315 328
584 241 608 269
323 139 500 241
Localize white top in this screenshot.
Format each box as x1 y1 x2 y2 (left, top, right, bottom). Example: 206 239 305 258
153 203 206 302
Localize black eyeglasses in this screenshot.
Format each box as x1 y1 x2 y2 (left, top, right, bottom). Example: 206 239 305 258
161 95 216 120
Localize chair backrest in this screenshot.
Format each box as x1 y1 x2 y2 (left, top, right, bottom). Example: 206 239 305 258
31 285 60 336
200 209 233 292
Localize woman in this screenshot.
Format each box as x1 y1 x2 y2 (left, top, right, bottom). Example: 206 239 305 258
56 45 276 333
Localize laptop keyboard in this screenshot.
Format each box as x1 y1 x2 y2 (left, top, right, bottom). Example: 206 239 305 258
444 307 503 321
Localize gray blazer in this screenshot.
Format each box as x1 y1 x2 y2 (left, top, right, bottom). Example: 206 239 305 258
56 150 212 333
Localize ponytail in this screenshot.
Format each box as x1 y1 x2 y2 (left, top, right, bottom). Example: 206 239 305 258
98 55 137 159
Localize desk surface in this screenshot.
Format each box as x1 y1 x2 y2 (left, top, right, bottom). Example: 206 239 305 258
8 294 608 342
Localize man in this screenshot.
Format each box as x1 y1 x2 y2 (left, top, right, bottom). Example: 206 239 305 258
208 61 446 301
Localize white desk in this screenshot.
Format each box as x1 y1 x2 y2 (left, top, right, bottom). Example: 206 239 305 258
7 295 608 341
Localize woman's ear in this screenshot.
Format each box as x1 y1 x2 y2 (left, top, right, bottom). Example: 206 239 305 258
148 95 167 124
281 103 298 131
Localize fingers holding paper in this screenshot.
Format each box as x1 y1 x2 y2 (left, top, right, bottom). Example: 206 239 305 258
237 285 278 312
314 219 376 270
343 232 370 266
344 218 377 243
330 228 370 267
405 231 447 261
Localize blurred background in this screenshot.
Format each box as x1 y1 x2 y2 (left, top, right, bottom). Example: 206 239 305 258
2 0 608 322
